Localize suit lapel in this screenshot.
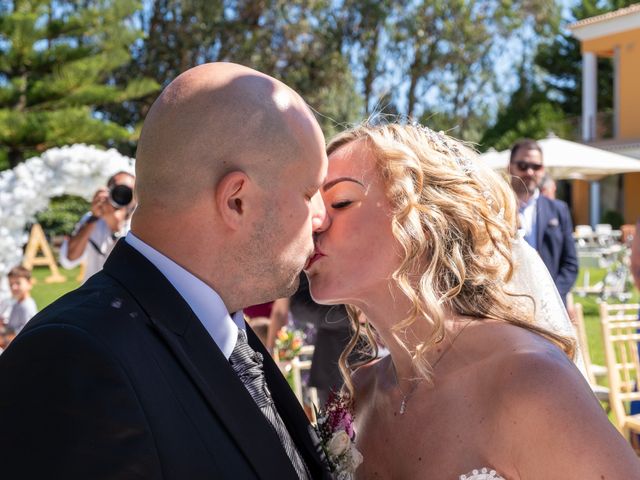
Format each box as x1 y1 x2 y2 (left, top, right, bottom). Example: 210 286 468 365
103 240 299 480
536 196 549 251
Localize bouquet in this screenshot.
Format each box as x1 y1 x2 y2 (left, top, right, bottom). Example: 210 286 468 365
275 326 304 361
314 391 363 479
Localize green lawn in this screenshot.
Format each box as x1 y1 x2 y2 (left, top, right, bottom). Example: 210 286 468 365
31 266 81 309
574 268 640 371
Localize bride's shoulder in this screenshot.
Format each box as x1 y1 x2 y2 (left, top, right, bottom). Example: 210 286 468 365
463 321 579 393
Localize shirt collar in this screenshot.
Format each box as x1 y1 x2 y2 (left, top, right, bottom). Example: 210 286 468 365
519 188 540 210
125 232 244 359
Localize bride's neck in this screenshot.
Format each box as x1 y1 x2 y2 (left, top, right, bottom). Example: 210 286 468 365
360 299 462 384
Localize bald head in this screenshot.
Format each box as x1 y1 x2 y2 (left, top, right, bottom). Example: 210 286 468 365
134 62 324 213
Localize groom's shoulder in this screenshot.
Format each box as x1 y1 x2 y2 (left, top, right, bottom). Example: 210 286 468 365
18 270 145 344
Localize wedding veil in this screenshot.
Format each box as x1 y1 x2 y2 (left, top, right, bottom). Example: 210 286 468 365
508 234 587 378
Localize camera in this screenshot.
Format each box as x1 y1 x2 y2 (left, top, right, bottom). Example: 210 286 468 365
109 184 133 209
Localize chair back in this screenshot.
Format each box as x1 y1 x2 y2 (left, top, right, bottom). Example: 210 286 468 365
575 224 594 236
573 302 596 384
600 302 640 430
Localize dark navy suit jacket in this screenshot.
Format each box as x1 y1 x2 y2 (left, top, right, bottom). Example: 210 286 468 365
0 240 329 479
534 195 579 301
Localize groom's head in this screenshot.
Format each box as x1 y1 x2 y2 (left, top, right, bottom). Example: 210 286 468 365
132 63 328 312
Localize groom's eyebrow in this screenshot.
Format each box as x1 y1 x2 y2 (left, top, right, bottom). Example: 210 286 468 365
322 177 365 192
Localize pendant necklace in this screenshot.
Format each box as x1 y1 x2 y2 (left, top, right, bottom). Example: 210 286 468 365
393 319 473 415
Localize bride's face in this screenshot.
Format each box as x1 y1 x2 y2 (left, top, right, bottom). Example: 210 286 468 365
305 139 402 306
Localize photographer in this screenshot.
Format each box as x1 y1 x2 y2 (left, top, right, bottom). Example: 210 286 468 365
59 171 135 282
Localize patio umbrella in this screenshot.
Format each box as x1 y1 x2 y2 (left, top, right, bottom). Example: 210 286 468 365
479 135 640 226
479 136 640 181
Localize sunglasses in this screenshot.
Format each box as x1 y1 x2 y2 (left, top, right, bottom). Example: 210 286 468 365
514 160 543 172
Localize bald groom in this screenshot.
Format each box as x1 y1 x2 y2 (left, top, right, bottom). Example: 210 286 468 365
0 63 331 479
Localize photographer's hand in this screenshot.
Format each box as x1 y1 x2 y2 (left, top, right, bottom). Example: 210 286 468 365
65 188 110 261
90 188 109 218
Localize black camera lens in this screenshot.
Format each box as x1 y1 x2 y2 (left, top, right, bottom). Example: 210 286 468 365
109 184 133 208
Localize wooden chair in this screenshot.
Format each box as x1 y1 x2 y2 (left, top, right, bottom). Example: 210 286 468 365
278 345 319 421
572 302 610 405
600 302 640 451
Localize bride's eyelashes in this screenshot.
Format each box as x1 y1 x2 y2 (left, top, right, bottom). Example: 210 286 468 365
331 200 353 209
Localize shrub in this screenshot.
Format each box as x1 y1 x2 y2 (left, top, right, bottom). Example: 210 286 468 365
35 195 90 238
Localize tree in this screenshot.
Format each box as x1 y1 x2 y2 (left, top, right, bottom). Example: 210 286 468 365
0 0 158 168
480 0 636 151
105 0 364 139
480 68 572 151
379 0 560 141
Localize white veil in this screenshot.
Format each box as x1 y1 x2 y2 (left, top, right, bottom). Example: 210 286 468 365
508 234 587 378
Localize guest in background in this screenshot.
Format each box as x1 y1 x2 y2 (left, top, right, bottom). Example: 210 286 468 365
59 171 135 282
508 139 578 304
540 174 557 200
1 266 38 347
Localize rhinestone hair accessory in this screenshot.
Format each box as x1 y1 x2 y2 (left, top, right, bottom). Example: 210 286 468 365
410 122 502 217
411 123 476 174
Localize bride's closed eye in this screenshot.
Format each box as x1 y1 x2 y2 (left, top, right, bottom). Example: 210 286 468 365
331 200 353 209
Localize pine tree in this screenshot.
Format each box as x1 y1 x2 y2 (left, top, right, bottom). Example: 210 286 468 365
0 0 159 168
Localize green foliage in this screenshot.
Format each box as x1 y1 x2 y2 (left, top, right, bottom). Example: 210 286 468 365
534 0 638 119
35 195 90 238
30 265 81 309
600 210 625 229
479 0 637 151
480 82 573 151
0 0 159 167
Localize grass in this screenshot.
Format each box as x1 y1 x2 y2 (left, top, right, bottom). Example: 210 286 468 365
30 266 81 310
574 268 640 370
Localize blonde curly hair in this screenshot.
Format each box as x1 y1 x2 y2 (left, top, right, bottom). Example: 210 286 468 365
327 122 575 397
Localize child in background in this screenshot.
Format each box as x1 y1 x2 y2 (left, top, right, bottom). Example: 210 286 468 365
1 266 38 346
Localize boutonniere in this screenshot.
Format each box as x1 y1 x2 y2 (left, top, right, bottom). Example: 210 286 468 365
314 391 363 479
548 218 559 227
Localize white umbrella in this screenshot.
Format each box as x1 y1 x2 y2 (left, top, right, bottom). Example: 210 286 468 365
479 136 640 181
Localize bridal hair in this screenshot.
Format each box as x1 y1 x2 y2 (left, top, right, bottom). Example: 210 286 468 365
328 121 575 397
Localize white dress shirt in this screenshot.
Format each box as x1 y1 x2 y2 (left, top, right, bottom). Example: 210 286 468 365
125 232 244 359
519 189 539 250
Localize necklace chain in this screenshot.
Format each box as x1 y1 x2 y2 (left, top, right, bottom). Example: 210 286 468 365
393 319 473 415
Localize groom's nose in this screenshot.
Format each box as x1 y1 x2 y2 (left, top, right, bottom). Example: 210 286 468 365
310 191 328 232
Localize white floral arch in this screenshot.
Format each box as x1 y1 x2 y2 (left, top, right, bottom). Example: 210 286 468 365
0 144 135 301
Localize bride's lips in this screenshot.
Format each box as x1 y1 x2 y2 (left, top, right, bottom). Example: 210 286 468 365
304 248 325 271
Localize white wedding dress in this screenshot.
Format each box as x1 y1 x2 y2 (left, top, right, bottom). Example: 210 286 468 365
459 468 504 479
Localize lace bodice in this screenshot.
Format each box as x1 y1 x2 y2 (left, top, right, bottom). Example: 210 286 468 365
459 467 505 479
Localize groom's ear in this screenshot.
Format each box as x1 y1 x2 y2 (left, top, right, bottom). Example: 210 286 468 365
215 171 252 229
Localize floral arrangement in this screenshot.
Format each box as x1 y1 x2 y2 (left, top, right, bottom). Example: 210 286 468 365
314 391 363 479
275 326 305 361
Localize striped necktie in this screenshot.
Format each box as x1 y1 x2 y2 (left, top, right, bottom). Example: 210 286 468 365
229 329 310 479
